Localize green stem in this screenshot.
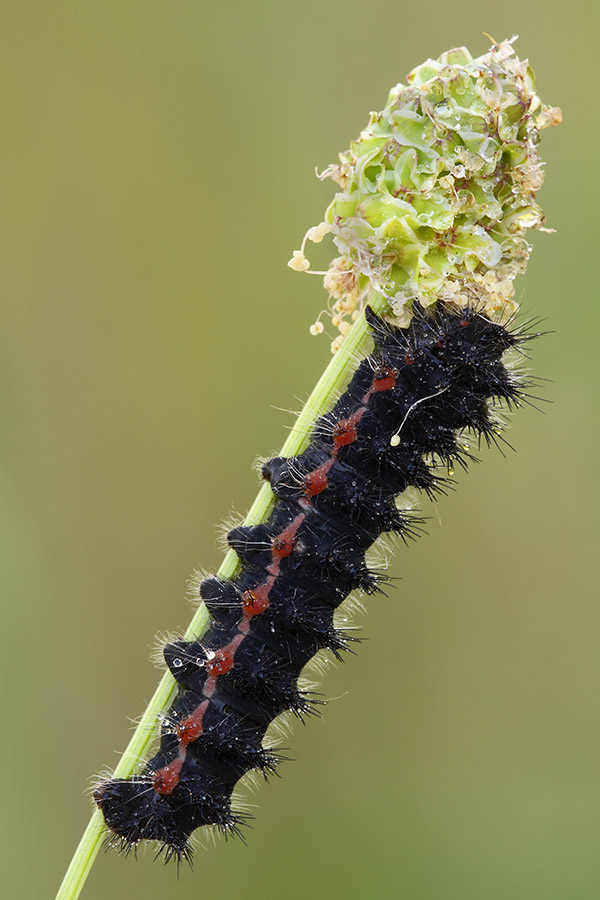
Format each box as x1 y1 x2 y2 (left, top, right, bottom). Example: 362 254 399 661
54 293 387 900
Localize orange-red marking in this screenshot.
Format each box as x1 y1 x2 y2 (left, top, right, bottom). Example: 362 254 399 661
372 365 397 392
270 514 303 560
152 700 210 794
333 415 359 447
176 700 209 746
242 584 270 616
153 758 184 794
303 463 331 497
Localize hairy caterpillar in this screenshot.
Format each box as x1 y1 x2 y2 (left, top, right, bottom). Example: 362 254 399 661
94 302 536 861
89 36 560 871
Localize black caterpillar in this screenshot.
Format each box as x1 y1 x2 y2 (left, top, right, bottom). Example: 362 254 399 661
94 302 532 860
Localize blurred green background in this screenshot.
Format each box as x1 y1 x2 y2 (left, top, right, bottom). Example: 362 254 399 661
1 2 597 899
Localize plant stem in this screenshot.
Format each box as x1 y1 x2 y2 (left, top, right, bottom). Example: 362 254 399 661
54 292 387 900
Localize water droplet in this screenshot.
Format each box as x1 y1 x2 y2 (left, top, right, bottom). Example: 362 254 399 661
447 464 455 476
517 209 542 228
172 658 183 668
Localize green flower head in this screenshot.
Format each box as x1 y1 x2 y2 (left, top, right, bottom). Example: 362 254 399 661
289 37 561 350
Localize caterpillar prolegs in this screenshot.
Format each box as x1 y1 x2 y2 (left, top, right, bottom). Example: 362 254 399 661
94 302 534 860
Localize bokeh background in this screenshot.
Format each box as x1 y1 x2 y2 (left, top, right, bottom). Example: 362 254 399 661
2 3 597 899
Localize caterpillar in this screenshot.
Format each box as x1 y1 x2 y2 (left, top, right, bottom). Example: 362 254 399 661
93 301 535 861
90 36 560 871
